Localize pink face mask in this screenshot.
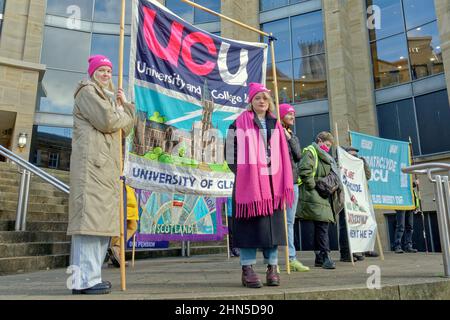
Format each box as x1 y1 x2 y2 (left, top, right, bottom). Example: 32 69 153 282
320 144 330 153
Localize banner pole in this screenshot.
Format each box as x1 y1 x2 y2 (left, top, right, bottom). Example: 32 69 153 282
224 201 230 260
268 35 289 274
376 231 385 261
132 233 136 268
118 0 127 291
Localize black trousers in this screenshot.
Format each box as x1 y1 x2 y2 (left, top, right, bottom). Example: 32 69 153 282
314 221 330 253
339 211 349 255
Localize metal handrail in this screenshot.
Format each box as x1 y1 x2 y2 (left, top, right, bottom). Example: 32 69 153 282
0 145 69 194
402 162 450 277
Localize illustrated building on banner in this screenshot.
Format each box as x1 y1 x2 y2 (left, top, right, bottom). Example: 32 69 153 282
132 81 224 167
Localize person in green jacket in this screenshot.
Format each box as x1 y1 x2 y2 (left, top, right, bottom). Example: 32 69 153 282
297 131 342 269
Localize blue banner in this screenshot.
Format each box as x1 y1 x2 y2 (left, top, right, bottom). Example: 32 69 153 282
349 131 414 210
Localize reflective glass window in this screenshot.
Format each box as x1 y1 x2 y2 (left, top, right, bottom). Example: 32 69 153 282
262 18 291 62
93 0 131 24
91 33 131 76
403 0 436 30
166 0 193 23
266 61 293 104
39 69 85 114
30 125 72 171
260 0 289 12
291 11 324 58
366 0 404 41
371 33 410 88
41 26 91 72
376 98 419 154
415 90 450 155
194 0 220 24
46 0 94 21
407 21 443 80
0 0 4 14
295 113 330 148
293 54 327 102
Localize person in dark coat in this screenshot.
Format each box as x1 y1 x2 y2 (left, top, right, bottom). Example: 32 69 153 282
297 131 343 270
225 83 294 288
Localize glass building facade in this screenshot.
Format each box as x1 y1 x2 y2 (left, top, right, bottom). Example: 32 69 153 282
367 0 450 156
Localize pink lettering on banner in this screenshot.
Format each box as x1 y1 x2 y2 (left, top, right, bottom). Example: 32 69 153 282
142 6 217 76
142 6 184 67
181 32 217 76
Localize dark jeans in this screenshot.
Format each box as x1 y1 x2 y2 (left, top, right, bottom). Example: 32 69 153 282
394 210 414 249
338 211 349 255
314 221 330 253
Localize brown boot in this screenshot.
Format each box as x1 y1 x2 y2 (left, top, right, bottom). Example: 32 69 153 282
266 265 280 286
241 265 262 288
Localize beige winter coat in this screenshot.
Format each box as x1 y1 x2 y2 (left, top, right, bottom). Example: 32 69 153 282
67 80 135 237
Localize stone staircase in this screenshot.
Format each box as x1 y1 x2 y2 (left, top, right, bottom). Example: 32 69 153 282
0 161 227 276
0 161 71 275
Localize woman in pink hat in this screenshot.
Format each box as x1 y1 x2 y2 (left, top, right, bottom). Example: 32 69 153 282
279 103 310 272
67 55 135 295
225 82 294 288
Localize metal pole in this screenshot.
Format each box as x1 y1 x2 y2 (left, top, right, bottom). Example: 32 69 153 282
433 175 450 277
20 170 31 231
187 241 191 257
15 170 27 231
442 176 450 250
181 241 186 257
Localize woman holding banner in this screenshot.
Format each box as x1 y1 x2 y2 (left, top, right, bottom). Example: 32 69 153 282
67 55 135 294
225 82 294 288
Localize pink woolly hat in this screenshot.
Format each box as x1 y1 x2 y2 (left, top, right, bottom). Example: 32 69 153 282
88 55 113 77
248 82 270 103
279 103 296 119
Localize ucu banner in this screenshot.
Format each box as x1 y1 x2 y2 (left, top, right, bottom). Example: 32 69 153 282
132 0 267 108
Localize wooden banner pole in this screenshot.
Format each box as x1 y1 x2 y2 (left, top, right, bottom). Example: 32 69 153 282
268 35 290 274
118 0 127 291
224 201 230 260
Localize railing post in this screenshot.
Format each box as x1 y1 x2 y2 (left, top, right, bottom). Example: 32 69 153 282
186 240 190 257
433 175 450 277
20 170 32 231
15 169 27 231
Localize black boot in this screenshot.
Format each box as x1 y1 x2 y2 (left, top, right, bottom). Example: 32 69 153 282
314 251 324 267
321 251 336 270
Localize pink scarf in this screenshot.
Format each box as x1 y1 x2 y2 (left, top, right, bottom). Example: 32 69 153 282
234 110 294 219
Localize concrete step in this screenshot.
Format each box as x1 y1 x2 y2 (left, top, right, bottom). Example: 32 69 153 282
0 200 68 214
0 220 68 232
0 210 68 222
0 242 70 258
126 245 227 260
0 254 70 275
0 171 70 184
0 192 68 205
168 240 226 248
0 231 70 243
0 177 67 192
0 185 67 198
